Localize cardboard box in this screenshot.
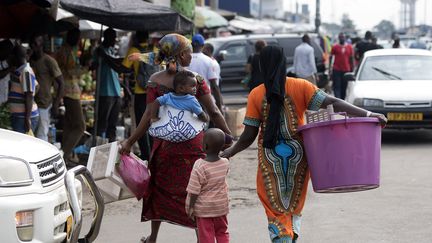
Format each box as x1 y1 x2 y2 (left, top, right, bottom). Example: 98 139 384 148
225 107 246 137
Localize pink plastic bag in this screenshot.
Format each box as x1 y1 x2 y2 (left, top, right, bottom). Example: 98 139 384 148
117 154 151 200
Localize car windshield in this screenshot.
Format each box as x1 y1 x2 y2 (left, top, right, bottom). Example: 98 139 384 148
358 55 432 80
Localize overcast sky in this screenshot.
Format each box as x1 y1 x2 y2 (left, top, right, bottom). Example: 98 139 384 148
285 0 431 30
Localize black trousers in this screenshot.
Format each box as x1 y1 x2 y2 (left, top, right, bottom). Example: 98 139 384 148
332 70 348 100
134 93 152 160
96 96 121 142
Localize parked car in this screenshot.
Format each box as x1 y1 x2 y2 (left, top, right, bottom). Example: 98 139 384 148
206 33 328 91
0 128 104 243
345 48 432 129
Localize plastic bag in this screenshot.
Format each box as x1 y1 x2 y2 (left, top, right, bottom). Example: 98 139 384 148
26 129 34 137
117 154 151 200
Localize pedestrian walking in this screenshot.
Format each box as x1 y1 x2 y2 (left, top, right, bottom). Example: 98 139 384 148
30 34 64 141
221 46 387 243
392 38 401 48
245 40 266 92
293 34 317 85
186 128 230 243
119 33 232 243
202 43 221 92
189 34 223 111
330 33 354 100
355 31 380 65
56 28 85 165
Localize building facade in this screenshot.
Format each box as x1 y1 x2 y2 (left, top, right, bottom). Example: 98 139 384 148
205 0 285 19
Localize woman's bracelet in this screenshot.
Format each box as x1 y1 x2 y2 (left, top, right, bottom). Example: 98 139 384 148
366 111 372 117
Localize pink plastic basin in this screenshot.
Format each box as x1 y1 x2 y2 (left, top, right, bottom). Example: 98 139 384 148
298 117 381 193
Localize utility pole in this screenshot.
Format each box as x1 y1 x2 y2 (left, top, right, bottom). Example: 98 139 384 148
209 0 218 10
259 0 263 19
315 0 321 33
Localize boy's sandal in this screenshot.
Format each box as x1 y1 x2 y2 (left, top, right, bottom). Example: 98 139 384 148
139 236 148 243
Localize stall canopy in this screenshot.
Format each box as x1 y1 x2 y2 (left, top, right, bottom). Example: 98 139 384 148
229 16 273 34
194 6 228 29
60 0 193 32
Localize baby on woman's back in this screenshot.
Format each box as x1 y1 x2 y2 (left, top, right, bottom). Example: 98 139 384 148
150 70 209 123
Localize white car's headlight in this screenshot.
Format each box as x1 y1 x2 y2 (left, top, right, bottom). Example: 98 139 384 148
0 156 34 187
354 98 384 107
16 210 34 241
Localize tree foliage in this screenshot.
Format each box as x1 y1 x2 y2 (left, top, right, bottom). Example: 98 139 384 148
374 20 396 39
322 23 342 37
341 14 356 33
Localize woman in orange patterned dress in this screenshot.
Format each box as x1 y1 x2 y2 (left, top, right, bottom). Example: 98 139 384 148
222 46 386 242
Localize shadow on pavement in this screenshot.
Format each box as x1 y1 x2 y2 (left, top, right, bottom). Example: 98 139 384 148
382 129 432 144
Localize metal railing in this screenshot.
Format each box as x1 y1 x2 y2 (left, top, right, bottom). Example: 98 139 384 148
64 165 104 243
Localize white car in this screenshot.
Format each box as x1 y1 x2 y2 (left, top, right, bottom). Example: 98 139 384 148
0 129 104 243
345 48 432 129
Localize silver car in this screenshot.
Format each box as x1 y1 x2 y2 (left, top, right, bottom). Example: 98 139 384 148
345 48 432 129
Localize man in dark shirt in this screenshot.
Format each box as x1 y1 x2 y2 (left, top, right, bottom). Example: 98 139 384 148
355 31 380 65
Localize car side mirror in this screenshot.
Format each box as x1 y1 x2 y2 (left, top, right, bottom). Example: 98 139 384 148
217 50 227 62
344 72 355 82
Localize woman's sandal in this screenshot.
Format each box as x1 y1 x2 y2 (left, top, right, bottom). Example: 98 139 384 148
140 236 151 243
139 236 147 243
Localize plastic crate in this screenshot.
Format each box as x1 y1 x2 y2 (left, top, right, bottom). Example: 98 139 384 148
87 142 133 201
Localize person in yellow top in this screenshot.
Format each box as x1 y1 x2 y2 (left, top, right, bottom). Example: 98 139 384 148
122 31 158 160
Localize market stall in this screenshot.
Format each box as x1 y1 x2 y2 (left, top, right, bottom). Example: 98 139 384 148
60 0 193 148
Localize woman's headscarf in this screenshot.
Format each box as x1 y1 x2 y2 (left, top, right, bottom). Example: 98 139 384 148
259 46 287 148
156 33 191 73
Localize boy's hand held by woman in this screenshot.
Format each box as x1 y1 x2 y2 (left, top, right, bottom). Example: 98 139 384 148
220 147 235 158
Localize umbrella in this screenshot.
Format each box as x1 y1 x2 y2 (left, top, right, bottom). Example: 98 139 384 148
60 0 193 32
0 0 56 38
54 8 118 39
194 6 228 29
78 20 108 39
55 7 75 21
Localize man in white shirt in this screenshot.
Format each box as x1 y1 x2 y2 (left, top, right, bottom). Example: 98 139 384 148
188 34 223 111
293 34 317 85
202 43 221 86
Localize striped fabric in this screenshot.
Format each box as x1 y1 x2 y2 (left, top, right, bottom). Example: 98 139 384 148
186 158 230 218
8 63 39 117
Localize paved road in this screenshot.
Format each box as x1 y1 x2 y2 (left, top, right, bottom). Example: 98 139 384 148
81 129 432 243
